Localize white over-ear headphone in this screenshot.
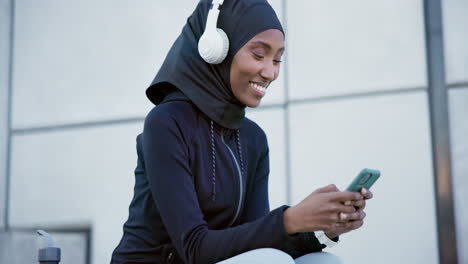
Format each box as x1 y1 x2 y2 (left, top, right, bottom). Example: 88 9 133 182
198 0 229 64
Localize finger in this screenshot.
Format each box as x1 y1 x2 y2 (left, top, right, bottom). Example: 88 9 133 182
340 213 352 222
329 212 340 222
334 204 356 214
326 203 354 214
361 188 373 199
339 210 366 222
314 184 340 194
339 212 347 222
341 219 364 230
353 200 366 210
351 220 364 230
332 222 346 229
346 211 366 221
329 191 363 202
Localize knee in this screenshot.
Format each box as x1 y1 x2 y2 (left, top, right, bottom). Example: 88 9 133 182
216 248 294 264
295 252 344 264
256 248 295 264
320 252 343 264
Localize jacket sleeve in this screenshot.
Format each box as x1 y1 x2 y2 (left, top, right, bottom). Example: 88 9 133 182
142 110 301 264
238 136 326 259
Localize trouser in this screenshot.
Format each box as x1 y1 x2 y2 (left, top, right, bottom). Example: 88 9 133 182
216 248 344 264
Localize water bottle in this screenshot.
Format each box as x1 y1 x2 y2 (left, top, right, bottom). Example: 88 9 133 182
37 230 61 264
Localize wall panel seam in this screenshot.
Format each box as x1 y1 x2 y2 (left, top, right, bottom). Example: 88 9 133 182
12 117 145 136
11 88 431 136
448 82 468 89
289 87 426 106
4 0 15 231
281 0 292 205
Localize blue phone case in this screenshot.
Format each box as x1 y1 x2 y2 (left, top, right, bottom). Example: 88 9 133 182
346 168 381 192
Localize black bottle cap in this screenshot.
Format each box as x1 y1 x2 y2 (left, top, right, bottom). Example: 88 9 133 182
37 230 61 263
38 247 61 262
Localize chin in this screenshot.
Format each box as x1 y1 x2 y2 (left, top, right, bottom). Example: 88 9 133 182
245 99 262 108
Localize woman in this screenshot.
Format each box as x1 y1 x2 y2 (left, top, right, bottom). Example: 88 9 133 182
111 0 372 263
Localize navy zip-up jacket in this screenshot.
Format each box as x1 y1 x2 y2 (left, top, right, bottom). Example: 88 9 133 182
111 92 325 264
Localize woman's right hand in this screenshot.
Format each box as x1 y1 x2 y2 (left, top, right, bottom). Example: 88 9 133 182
283 184 363 234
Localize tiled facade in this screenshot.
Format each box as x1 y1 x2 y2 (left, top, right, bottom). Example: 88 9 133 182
1 0 466 263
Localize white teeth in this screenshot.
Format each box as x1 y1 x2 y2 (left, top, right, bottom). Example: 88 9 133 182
250 82 267 93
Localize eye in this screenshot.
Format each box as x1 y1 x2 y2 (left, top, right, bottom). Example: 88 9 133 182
252 53 264 60
273 60 282 65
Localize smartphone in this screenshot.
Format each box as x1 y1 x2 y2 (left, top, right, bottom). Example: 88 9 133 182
346 168 380 192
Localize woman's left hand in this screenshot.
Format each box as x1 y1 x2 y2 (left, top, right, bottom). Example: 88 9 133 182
324 188 373 239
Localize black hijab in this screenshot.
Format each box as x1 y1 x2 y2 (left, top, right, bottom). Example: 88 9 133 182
146 0 284 129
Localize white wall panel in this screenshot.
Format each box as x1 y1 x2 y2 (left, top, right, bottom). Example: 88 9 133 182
12 0 198 129
257 55 286 105
247 107 287 209
0 0 12 229
9 123 143 264
12 0 287 129
260 0 285 105
448 87 468 264
289 92 438 264
443 0 468 84
287 0 427 100
267 0 283 24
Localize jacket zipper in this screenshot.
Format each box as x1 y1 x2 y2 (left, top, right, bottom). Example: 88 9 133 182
221 133 243 227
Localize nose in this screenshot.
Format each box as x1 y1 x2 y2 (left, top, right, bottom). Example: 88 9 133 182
259 63 278 82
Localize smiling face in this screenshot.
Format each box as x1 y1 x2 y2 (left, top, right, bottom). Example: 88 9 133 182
230 29 285 108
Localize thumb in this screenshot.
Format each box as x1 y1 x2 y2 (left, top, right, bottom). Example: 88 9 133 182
314 184 339 194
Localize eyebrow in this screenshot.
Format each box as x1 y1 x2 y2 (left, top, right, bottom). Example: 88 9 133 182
250 40 285 53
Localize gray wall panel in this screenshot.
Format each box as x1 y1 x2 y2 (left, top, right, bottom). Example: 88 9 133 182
9 123 142 264
289 91 438 263
247 108 287 208
11 0 287 130
12 0 198 129
260 0 286 105
287 0 427 100
443 0 468 84
448 87 468 264
0 0 12 229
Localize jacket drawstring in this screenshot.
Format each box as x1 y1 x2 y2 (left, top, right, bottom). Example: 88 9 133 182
210 120 244 202
210 120 217 201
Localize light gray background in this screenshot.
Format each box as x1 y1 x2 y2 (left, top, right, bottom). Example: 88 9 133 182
1 0 466 263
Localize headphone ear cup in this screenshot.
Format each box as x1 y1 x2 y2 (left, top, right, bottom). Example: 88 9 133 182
215 28 229 63
198 28 229 64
